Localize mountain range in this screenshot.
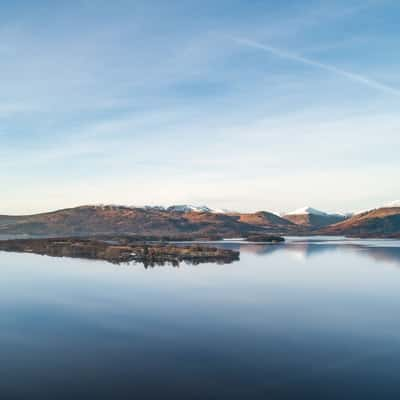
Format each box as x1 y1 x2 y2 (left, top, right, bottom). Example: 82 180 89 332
0 202 399 238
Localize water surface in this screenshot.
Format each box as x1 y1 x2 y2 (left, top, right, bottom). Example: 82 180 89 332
1 237 400 399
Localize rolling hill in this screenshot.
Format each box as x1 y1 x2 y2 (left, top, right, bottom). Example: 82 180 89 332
0 205 268 237
235 211 297 232
321 206 400 237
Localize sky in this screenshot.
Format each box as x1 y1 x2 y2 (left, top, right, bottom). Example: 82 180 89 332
1 0 399 214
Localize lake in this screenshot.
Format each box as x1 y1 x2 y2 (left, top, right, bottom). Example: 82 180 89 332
1 237 400 399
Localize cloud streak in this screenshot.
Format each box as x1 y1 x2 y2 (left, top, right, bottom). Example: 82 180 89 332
234 37 400 97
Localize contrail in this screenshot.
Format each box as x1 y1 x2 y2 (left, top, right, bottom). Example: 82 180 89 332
234 37 400 97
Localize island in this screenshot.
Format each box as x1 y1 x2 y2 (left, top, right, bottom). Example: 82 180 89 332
244 234 285 243
0 238 240 266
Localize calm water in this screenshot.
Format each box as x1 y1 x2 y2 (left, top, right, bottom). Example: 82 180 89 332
1 237 400 399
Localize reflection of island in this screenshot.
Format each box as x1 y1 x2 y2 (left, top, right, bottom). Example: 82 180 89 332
2 237 399 269
0 238 240 266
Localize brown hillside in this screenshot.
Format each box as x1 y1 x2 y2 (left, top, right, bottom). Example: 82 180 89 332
237 211 295 228
322 207 400 237
283 213 345 228
0 205 265 237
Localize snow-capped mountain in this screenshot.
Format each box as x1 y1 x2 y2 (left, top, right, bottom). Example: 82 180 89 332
284 206 349 218
349 200 400 216
322 202 400 237
283 206 347 228
383 200 400 208
142 205 168 211
285 206 328 216
142 204 230 214
168 205 232 214
86 204 229 214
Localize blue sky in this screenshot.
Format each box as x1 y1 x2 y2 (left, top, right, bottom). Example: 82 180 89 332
1 0 399 214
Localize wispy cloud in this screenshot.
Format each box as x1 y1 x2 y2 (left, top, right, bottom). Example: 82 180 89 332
233 37 400 97
1 1 399 213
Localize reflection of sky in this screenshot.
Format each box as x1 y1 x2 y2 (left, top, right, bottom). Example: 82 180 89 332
1 240 400 397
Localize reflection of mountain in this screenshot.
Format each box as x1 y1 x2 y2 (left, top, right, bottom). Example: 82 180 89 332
286 243 339 258
348 245 400 267
240 242 339 258
210 242 339 258
238 244 284 256
202 242 286 256
282 243 400 267
219 241 400 268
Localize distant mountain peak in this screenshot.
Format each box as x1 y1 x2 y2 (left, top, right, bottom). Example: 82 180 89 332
85 204 136 211
167 205 213 213
351 200 400 216
143 204 231 214
285 207 328 216
383 200 400 208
